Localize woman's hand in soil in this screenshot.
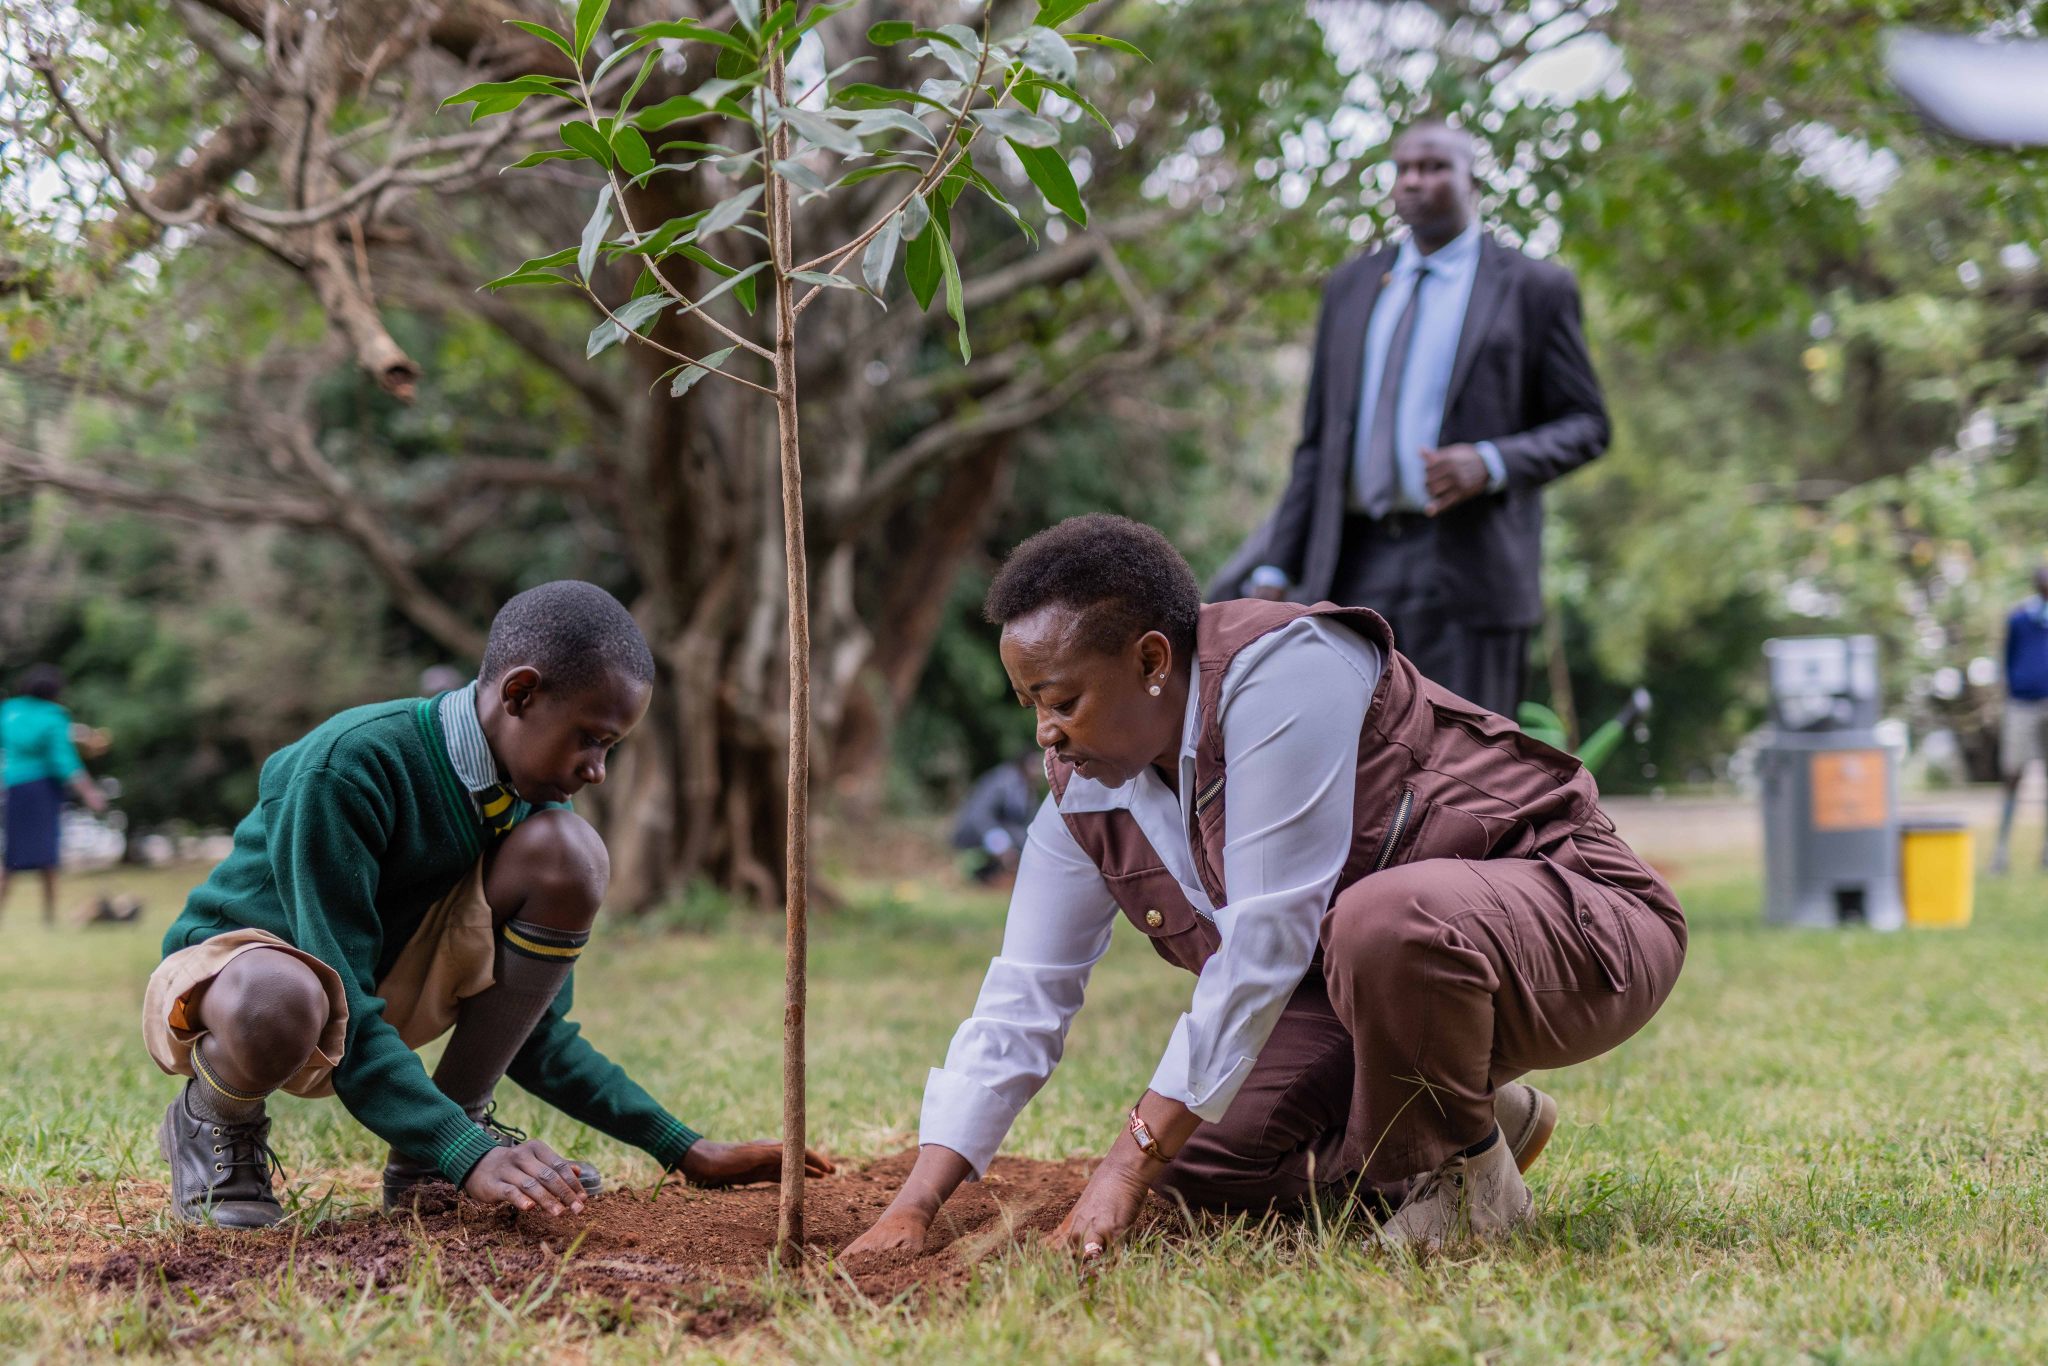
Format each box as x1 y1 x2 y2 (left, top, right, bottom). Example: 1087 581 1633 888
680 1140 835 1188
1048 1158 1152 1261
843 1206 931 1259
465 1140 586 1217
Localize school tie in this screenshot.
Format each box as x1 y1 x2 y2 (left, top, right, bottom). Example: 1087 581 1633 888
476 782 518 839
1355 261 1431 519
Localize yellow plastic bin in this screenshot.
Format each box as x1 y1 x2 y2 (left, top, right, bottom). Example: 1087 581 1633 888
1900 817 1974 929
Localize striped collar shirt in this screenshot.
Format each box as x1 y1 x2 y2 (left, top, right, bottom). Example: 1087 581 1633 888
436 682 530 824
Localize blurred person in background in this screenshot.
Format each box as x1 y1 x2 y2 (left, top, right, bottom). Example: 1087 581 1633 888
951 751 1041 886
1243 120 1608 718
1 664 109 924
1991 565 2048 873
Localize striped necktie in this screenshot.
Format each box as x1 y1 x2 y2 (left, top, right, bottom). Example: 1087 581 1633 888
477 782 518 839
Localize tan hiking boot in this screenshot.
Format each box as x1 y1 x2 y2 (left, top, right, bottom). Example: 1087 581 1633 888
1376 1128 1532 1255
1494 1081 1558 1174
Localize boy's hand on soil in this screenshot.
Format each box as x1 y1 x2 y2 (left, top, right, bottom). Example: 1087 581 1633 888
681 1139 835 1188
844 1207 931 1259
1048 1152 1152 1262
464 1141 586 1217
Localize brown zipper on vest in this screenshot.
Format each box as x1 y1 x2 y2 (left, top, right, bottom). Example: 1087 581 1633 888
1193 774 1225 816
1373 786 1417 871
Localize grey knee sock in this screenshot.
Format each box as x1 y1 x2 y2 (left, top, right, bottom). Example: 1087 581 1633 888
187 1038 269 1125
431 919 588 1116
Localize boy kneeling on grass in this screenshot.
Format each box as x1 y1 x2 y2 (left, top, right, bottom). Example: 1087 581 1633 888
141 581 831 1228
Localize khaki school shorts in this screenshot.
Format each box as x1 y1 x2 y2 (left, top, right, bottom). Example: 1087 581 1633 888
2002 698 2048 777
143 861 498 1098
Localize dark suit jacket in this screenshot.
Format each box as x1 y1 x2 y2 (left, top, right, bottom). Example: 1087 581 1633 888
1263 232 1608 630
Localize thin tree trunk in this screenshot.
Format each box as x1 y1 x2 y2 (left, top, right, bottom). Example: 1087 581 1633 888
767 43 810 1265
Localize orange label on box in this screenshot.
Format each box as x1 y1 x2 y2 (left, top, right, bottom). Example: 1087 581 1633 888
1811 750 1886 831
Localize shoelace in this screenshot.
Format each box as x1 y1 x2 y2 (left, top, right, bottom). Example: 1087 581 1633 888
210 1119 288 1193
475 1103 528 1146
1404 1152 1470 1207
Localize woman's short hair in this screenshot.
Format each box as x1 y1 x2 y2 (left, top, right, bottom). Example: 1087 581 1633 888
984 514 1200 662
17 664 64 701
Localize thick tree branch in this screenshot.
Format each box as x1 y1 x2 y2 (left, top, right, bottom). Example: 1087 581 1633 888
0 438 330 525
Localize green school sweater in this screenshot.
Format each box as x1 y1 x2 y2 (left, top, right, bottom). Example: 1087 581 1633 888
162 697 699 1184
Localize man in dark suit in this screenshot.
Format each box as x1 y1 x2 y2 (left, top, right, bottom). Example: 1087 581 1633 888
1244 121 1608 717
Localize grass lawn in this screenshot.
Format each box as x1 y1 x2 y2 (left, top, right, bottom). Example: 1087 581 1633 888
4 844 2047 1362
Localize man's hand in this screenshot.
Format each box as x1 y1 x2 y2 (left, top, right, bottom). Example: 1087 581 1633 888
680 1139 835 1189
1422 443 1491 514
845 1205 933 1259
463 1139 586 1217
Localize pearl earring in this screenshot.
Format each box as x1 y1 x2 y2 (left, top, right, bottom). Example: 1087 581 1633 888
1148 684 1162 697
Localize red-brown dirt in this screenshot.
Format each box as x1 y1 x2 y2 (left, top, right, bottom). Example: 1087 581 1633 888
84 1150 1099 1338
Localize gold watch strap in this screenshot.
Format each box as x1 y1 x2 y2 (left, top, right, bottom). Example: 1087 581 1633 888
1127 1106 1174 1163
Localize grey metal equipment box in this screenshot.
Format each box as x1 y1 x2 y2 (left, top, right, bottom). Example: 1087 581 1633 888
1759 636 1904 929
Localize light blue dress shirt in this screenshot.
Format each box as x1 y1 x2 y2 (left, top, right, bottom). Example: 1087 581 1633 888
1350 224 1504 512
1247 227 1504 593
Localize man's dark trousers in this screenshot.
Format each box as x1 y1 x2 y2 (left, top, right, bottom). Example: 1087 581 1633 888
1331 512 1526 717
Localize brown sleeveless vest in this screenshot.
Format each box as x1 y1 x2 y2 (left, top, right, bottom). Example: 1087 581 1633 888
1044 600 1612 975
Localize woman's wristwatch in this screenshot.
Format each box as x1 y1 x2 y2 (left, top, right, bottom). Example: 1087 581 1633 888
1127 1106 1176 1163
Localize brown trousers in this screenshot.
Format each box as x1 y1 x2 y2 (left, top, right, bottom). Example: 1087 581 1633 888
1156 829 1686 1211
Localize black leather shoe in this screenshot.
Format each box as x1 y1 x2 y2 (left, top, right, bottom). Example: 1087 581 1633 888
382 1103 600 1212
159 1087 285 1229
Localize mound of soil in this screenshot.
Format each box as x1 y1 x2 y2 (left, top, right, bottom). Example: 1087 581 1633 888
85 1150 1097 1337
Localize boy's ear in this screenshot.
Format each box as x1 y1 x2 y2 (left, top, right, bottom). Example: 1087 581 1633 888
498 666 543 717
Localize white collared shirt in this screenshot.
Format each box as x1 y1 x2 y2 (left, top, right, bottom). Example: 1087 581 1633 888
918 616 1384 1175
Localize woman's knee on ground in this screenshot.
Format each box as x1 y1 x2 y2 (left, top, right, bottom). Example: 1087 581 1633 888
486 809 609 931
197 949 330 1054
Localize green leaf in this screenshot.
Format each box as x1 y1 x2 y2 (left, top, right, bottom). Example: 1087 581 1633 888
561 119 614 168
790 270 859 289
439 76 568 120
625 210 707 257
867 20 917 45
842 107 937 147
612 126 654 177
716 41 755 81
483 265 572 290
782 106 864 157
592 35 651 85
1067 32 1147 59
624 20 756 58
1035 0 1095 26
773 158 830 195
587 318 626 356
1016 75 1118 144
1015 26 1078 84
956 160 1037 244
903 196 947 310
1008 139 1085 224
794 0 862 37
900 191 930 242
670 345 739 396
935 214 968 361
732 0 761 34
617 48 660 117
505 19 574 60
861 211 903 298
614 290 671 332
833 81 953 114
699 183 765 238
503 147 581 170
922 31 980 83
834 161 925 188
579 184 614 281
674 261 767 318
973 108 1059 147
574 0 612 59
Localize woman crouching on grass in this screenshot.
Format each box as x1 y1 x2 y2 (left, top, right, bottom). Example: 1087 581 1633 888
846 515 1686 1259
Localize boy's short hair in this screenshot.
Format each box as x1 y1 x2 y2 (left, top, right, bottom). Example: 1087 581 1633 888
983 514 1201 663
480 581 655 695
17 664 64 700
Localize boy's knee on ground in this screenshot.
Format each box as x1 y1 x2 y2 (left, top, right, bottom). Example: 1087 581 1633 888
487 809 608 930
199 948 330 1049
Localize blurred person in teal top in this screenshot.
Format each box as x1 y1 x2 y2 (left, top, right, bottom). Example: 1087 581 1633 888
1 664 109 923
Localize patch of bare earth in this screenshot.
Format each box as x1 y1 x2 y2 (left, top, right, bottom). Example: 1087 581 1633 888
80 1151 1097 1338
